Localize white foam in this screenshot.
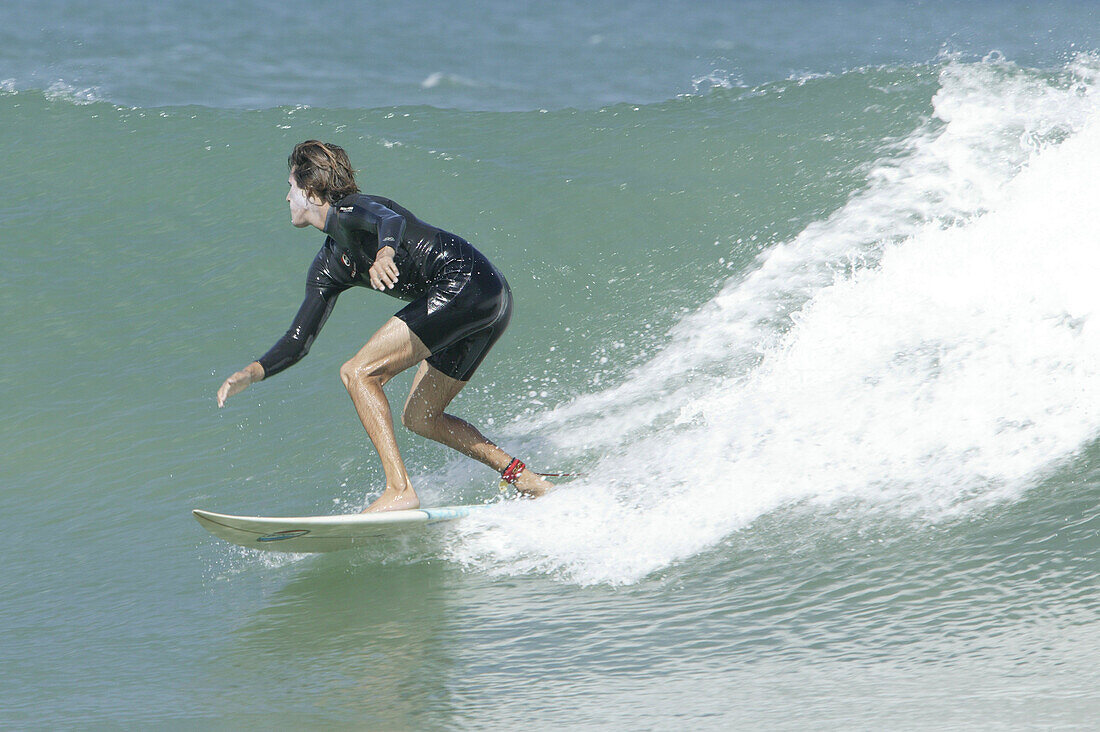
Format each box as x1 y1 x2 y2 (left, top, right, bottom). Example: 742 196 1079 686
690 70 743 93
451 55 1100 585
43 80 104 105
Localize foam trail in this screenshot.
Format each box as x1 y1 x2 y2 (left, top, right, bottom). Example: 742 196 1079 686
451 57 1100 585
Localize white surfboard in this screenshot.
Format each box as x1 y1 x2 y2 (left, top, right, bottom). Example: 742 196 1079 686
193 505 483 553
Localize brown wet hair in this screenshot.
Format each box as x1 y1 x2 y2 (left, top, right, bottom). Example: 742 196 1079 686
288 140 360 204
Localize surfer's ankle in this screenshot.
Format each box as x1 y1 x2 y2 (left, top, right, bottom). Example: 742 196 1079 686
498 458 551 497
382 476 415 495
500 457 526 486
392 484 418 501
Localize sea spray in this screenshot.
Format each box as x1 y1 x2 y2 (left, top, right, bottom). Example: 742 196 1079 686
450 55 1100 585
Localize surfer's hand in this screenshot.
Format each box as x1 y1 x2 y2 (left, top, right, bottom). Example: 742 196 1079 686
370 247 399 290
217 362 264 408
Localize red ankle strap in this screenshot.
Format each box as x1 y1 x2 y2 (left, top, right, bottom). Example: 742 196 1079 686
501 458 526 485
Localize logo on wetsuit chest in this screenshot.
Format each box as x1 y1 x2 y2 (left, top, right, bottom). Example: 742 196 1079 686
340 251 357 277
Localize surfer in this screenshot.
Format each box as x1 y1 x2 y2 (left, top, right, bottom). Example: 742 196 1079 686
216 140 551 511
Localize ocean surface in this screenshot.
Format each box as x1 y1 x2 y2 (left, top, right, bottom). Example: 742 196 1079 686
3 1 1100 728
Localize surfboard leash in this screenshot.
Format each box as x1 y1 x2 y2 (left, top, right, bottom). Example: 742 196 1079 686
499 458 526 489
499 458 584 490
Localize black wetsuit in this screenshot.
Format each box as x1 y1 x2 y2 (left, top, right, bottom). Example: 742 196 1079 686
257 194 512 382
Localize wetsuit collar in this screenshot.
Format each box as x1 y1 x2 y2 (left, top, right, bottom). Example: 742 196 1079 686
323 202 338 234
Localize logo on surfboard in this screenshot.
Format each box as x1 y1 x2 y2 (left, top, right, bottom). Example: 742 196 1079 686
257 529 311 542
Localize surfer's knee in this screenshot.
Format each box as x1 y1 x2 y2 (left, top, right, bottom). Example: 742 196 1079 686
340 355 388 390
338 358 360 389
401 402 436 438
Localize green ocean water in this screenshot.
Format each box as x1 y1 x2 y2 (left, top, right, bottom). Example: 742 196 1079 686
4 48 1100 731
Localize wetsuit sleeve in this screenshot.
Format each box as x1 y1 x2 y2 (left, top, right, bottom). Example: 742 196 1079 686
256 251 348 378
358 199 407 252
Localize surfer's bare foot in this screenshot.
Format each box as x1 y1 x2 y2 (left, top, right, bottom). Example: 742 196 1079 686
514 470 552 498
362 486 420 513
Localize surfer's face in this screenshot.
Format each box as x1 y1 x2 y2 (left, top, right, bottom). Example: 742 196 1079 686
287 172 318 228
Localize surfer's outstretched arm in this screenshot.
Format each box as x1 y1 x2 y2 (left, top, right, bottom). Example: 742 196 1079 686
216 252 345 407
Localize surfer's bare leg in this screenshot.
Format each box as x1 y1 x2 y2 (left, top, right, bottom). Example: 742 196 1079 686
402 362 552 497
341 317 431 512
